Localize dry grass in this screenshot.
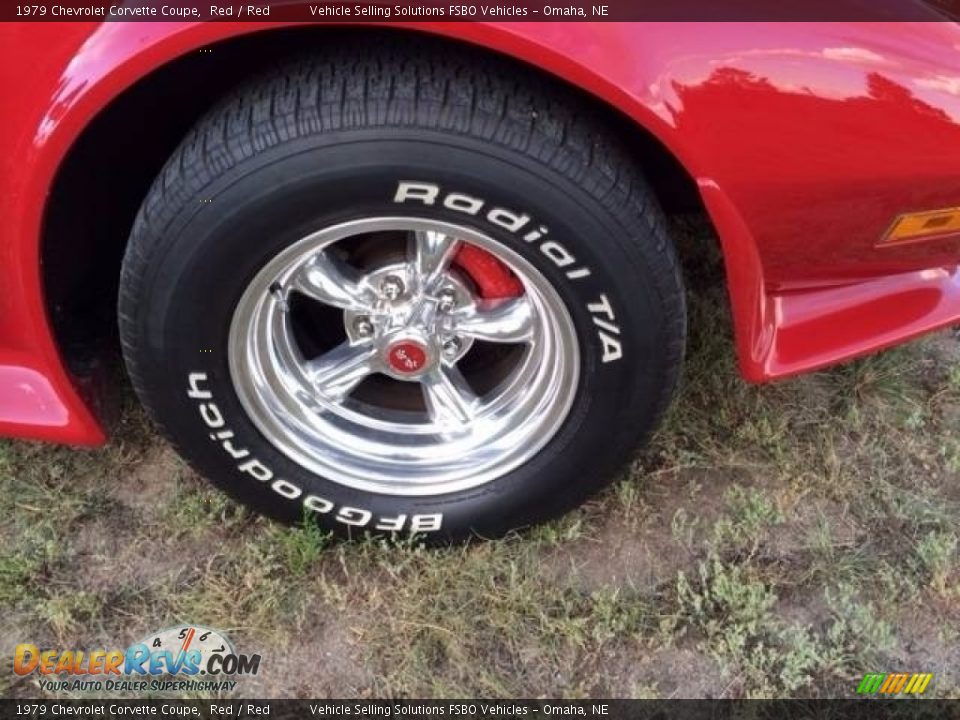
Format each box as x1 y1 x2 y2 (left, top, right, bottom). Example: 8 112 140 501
1 218 958 699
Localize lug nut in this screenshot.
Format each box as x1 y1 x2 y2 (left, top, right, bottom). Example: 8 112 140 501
353 316 374 337
441 337 462 358
380 276 405 301
436 288 457 313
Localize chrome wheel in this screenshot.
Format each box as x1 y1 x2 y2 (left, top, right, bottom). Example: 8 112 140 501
229 217 579 496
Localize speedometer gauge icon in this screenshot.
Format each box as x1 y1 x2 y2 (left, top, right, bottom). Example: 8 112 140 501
134 625 235 670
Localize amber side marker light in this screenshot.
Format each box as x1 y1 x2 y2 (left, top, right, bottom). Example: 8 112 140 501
881 207 960 246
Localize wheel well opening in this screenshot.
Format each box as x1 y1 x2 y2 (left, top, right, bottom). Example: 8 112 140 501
42 26 716 379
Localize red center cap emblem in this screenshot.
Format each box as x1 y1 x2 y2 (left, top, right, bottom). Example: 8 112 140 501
387 341 428 374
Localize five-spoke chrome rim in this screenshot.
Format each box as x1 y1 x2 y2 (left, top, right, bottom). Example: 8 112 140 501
228 217 579 496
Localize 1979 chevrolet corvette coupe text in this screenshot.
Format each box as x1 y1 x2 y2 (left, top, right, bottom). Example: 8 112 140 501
1 19 958 541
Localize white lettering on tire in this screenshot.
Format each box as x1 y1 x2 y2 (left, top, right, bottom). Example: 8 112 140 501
587 293 624 364
336 507 372 526
185 373 442 533
394 181 624 362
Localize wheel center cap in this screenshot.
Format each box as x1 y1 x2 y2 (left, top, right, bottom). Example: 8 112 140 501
386 340 429 375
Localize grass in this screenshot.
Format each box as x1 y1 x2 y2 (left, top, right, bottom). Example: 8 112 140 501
1 217 958 698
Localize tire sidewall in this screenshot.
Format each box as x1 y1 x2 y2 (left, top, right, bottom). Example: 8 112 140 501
133 131 671 540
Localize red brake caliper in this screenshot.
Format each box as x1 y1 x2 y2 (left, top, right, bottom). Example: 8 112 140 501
453 244 524 299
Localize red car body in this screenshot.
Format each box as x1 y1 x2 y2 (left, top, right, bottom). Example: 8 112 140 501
1 20 959 447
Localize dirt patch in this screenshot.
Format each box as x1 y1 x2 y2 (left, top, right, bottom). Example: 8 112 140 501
67 518 217 594
890 598 960 698
110 444 184 517
763 498 862 561
599 645 728 698
239 618 374 698
541 468 748 592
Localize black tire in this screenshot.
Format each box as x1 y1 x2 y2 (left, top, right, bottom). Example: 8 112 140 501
118 40 685 543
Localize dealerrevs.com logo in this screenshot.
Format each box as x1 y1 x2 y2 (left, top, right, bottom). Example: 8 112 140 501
13 625 260 694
